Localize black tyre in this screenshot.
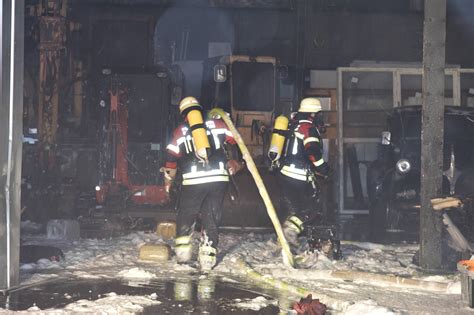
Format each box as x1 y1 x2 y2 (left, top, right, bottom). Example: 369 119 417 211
369 195 402 243
369 196 387 242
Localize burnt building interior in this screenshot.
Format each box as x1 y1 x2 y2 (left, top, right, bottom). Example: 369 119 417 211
2 0 474 313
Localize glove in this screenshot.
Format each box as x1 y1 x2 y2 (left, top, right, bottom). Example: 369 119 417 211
227 159 244 176
313 161 330 179
160 167 177 193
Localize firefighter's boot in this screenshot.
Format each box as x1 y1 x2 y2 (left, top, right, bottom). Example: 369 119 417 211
283 215 304 250
175 235 193 264
198 244 217 272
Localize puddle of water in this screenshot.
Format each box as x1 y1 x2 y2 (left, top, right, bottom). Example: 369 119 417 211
0 276 287 314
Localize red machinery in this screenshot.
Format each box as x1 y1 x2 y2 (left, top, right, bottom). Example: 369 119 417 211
95 87 169 209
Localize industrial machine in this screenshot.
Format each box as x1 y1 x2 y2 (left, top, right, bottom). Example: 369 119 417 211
367 105 474 241
202 55 279 166
200 55 281 228
201 56 340 257
94 68 179 220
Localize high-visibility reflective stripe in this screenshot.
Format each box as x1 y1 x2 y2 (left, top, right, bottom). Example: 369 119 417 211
209 128 226 149
180 135 189 154
176 136 188 154
175 235 192 246
186 135 194 153
281 166 308 181
182 162 228 185
285 165 307 175
212 132 220 149
182 175 229 185
292 140 298 155
313 159 325 167
287 215 304 233
183 168 228 179
167 144 180 154
199 245 217 255
176 129 226 152
294 132 304 139
288 215 303 228
225 130 234 138
303 137 320 145
285 222 301 233
210 128 227 135
205 120 216 129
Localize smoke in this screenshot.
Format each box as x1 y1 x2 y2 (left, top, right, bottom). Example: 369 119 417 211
153 6 236 63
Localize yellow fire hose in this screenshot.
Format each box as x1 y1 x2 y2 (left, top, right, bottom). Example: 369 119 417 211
228 258 347 311
209 108 294 267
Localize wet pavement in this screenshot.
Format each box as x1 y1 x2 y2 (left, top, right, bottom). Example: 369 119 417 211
0 276 285 314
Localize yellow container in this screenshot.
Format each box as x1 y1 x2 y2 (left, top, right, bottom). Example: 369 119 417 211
187 109 210 160
268 115 289 161
156 221 177 240
138 244 170 262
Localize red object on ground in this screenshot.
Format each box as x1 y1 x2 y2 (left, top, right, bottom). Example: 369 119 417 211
459 260 474 270
292 294 327 315
96 88 170 206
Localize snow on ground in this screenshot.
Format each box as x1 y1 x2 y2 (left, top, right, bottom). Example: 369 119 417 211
344 299 396 315
7 293 162 314
10 230 474 314
232 296 278 311
118 267 157 280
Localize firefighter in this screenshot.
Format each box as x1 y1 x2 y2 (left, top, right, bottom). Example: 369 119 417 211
270 97 330 250
163 96 241 271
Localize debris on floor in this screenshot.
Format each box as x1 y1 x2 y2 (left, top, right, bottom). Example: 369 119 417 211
2 230 467 314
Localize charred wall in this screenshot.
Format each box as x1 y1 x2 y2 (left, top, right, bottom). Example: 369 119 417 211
66 1 474 85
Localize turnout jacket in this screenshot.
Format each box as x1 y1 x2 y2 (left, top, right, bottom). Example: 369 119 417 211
165 119 236 185
280 117 326 181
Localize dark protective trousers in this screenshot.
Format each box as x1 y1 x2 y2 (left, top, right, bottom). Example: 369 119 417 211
278 174 319 224
177 182 228 248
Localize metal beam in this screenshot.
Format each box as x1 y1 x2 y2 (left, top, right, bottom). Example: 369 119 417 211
294 0 306 108
0 0 25 290
420 0 447 271
37 2 67 168
70 0 294 9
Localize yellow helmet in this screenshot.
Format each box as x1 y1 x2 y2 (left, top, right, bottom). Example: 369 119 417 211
179 96 202 115
298 97 322 113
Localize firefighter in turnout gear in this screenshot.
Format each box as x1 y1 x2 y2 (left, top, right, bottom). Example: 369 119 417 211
164 97 240 271
270 97 330 251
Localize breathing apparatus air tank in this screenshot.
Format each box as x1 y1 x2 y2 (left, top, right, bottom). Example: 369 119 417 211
179 97 211 162
268 115 289 163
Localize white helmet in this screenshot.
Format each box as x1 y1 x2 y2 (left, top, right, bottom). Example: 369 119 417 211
179 96 201 115
298 98 322 113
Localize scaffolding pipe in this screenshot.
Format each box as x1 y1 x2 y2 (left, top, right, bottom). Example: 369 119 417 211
5 0 16 289
0 0 24 291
